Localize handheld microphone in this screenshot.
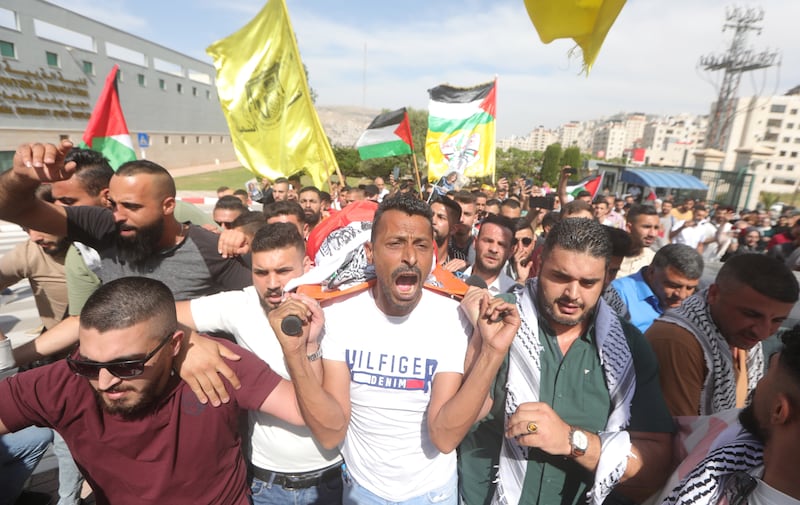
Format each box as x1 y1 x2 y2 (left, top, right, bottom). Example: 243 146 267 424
280 315 304 336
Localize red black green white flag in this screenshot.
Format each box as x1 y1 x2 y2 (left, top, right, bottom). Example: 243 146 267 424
79 64 136 170
355 108 414 160
566 173 604 199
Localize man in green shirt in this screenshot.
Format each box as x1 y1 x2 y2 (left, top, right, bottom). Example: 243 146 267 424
458 218 675 505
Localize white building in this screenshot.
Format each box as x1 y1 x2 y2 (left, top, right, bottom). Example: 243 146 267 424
643 114 707 167
695 88 800 209
592 120 627 159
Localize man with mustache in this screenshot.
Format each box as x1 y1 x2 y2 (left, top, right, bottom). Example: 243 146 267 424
647 253 798 416
616 204 660 279
606 243 704 333
459 218 675 505
463 213 517 294
271 194 520 504
175 223 344 505
0 276 304 505
660 328 800 505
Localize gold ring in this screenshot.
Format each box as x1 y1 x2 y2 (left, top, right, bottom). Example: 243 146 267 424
526 422 538 434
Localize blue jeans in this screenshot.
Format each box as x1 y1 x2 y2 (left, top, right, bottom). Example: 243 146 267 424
0 426 54 505
53 431 84 505
341 468 457 505
250 473 342 505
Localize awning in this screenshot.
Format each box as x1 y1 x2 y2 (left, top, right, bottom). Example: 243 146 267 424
620 169 708 190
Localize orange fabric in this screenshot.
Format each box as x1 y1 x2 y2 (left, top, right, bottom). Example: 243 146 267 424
296 265 469 302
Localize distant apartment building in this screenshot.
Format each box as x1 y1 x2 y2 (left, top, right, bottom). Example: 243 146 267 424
695 88 800 208
623 113 647 149
592 120 627 159
497 126 555 152
0 0 235 171
643 114 707 167
557 121 581 148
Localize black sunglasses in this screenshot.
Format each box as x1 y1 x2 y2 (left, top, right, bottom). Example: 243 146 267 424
67 331 174 379
216 221 235 229
513 237 534 247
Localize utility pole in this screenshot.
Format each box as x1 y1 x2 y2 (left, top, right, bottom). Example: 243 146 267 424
700 7 778 151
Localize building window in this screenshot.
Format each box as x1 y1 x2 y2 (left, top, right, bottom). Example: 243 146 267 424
771 104 787 113
208 136 212 144
789 123 796 129
789 165 795 172
792 152 798 158
164 136 170 144
181 136 186 144
195 136 200 144
159 79 166 91
192 87 197 97
766 163 771 169
220 136 225 143
82 60 94 75
0 40 14 58
791 109 798 115
46 51 59 67
137 74 146 87
784 137 791 143
206 90 211 100
117 69 124 82
767 119 783 128
780 150 787 156
176 83 183 93
764 133 779 142
776 164 784 170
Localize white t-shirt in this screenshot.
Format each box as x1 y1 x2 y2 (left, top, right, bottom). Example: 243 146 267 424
322 288 470 501
190 286 341 472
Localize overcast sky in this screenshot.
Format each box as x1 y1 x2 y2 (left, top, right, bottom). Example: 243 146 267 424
49 0 800 137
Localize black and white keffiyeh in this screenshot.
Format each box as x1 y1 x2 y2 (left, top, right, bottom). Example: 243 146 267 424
658 289 764 415
661 428 763 505
492 279 636 505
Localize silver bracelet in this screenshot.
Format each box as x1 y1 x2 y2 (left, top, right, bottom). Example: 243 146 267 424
307 347 323 362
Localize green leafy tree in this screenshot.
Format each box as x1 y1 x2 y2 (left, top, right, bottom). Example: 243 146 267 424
561 146 582 170
540 143 563 186
332 145 360 177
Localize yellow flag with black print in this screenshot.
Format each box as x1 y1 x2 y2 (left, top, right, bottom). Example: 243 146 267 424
207 0 336 189
425 79 496 182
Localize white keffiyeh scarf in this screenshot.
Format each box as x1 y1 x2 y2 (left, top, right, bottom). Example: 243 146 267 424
658 288 764 415
492 279 636 505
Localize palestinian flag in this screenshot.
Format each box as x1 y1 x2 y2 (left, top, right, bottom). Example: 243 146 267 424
355 108 414 160
425 79 496 181
566 173 604 200
79 64 136 170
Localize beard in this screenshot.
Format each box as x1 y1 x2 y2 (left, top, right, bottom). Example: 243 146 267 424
115 218 165 266
39 237 70 257
258 288 284 313
93 380 161 420
536 285 590 327
738 401 767 443
304 210 321 226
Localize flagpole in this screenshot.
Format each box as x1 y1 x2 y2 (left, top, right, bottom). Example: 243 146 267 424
410 152 423 199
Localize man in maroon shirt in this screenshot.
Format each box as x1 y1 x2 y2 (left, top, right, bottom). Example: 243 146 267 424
0 277 305 505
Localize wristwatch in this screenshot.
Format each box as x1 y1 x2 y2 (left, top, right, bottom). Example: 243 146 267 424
569 426 588 458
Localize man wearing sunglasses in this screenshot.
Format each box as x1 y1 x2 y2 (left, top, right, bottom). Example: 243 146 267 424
0 277 304 505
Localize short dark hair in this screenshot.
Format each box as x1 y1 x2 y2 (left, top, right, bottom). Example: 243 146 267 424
319 191 331 204
626 204 658 224
431 196 462 225
479 214 515 239
65 148 113 196
214 195 246 211
778 326 800 390
717 253 799 303
372 193 432 241
251 222 305 256
651 244 704 279
562 199 593 217
543 218 611 265
500 199 521 210
263 200 305 223
273 177 289 185
81 277 176 336
216 185 230 193
514 216 535 233
231 210 266 237
541 211 561 230
485 198 501 208
116 160 176 198
299 186 321 198
452 191 476 206
233 189 248 198
603 225 632 258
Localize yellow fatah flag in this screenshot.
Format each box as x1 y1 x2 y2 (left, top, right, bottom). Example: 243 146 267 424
207 0 336 188
523 0 626 74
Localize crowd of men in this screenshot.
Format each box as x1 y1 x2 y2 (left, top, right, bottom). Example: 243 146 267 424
0 141 798 505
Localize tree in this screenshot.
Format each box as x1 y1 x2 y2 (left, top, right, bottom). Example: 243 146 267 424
561 146 582 170
332 145 360 177
540 143 563 186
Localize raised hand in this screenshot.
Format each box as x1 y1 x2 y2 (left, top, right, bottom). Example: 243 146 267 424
13 139 76 183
